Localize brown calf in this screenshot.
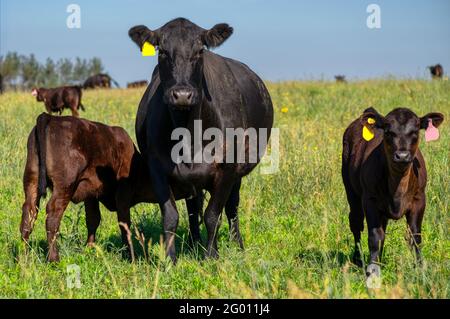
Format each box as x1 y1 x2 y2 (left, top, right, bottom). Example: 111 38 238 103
31 86 85 117
342 107 444 273
20 114 204 262
20 113 157 262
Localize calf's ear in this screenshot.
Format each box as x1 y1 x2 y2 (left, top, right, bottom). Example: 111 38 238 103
128 25 159 49
420 112 444 129
31 88 38 96
202 23 233 49
360 107 385 129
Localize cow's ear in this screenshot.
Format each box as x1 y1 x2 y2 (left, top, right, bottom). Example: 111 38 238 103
360 107 385 129
420 112 444 129
31 88 38 96
128 25 159 49
202 23 233 49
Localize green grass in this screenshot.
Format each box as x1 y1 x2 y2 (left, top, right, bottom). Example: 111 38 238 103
0 79 449 298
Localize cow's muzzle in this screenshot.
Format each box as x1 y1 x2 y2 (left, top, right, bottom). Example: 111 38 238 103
168 87 196 108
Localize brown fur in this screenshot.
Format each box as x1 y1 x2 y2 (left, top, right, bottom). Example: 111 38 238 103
342 107 444 270
20 113 155 262
127 80 148 88
32 86 85 117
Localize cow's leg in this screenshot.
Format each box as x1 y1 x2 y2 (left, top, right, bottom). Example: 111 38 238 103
185 194 203 246
349 199 364 267
224 179 244 249
117 206 133 260
407 197 425 264
85 199 101 246
342 163 364 266
20 161 40 242
346 184 364 267
45 190 72 262
148 158 179 263
70 107 79 117
363 196 385 270
204 172 236 259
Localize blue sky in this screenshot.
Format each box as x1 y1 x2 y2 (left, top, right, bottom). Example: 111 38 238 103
1 0 449 85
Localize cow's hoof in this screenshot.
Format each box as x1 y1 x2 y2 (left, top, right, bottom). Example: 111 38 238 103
205 249 219 260
366 263 381 277
47 253 60 263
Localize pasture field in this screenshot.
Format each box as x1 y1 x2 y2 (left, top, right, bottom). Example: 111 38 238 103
0 80 448 298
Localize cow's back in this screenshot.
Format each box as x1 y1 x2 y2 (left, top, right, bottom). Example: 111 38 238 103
43 116 135 202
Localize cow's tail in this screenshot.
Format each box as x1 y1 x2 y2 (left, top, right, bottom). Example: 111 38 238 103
110 77 120 88
75 85 85 111
36 113 51 198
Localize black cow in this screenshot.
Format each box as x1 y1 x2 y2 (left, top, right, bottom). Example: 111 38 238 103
128 18 274 262
335 75 347 83
428 64 444 79
0 73 3 94
83 73 120 89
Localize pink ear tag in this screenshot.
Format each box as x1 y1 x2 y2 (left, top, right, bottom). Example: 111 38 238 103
425 119 439 142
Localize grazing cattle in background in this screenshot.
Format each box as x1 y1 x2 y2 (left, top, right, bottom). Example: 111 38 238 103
83 73 120 89
31 86 85 117
335 75 347 83
428 64 443 79
127 80 148 88
342 107 444 273
20 113 157 262
128 18 274 262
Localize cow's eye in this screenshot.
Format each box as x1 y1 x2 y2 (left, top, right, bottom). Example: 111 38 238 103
384 130 396 138
158 49 167 59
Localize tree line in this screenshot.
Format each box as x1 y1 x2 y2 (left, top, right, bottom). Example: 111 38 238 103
0 52 105 91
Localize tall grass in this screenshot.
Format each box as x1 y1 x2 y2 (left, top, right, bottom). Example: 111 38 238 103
0 79 448 298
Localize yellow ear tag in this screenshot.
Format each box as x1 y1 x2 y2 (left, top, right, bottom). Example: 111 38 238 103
362 126 374 141
362 117 376 141
141 42 156 56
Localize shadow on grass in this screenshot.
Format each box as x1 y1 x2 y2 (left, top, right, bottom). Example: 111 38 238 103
297 248 350 267
104 216 207 263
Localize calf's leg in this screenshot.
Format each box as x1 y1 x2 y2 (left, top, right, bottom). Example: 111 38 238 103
407 198 425 264
363 196 385 272
45 190 72 262
21 170 40 242
85 199 101 246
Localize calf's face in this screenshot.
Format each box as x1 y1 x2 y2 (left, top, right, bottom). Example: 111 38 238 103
129 18 233 109
361 107 444 165
31 88 44 101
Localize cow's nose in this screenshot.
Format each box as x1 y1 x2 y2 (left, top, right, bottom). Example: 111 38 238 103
393 151 411 163
172 89 193 106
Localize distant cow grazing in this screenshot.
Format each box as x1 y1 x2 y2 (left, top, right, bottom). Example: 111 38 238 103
342 107 444 272
20 114 204 262
83 73 120 89
31 86 84 117
335 75 347 83
127 80 148 88
428 64 443 79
